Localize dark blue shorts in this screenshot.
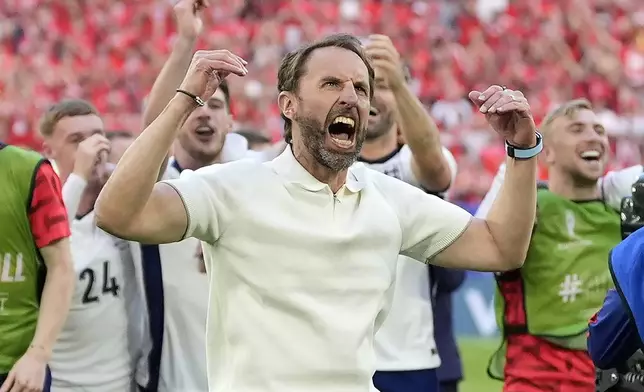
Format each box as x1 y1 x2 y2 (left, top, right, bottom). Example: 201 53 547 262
373 368 439 392
0 366 52 392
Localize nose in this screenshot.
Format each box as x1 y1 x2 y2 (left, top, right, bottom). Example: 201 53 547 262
193 105 212 120
338 81 359 107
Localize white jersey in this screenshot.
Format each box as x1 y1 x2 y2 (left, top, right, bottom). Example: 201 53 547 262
50 211 135 391
359 144 457 371
135 141 278 392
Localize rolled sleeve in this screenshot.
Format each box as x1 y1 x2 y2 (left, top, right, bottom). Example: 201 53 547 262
161 165 229 243
377 173 472 262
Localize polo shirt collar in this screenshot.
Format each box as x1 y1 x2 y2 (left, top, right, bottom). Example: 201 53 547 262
270 145 366 193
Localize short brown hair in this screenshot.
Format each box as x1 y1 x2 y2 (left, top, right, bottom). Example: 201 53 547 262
277 33 375 144
39 99 99 138
540 99 593 139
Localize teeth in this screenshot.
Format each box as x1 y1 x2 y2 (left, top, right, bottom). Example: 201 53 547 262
580 150 600 158
330 136 353 147
332 116 355 128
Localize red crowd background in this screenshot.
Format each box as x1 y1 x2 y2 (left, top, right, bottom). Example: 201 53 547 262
1 0 643 205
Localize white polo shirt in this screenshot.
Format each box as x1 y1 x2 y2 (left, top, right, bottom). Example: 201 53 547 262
162 146 472 392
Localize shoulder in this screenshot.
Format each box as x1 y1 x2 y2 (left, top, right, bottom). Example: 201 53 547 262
186 159 262 179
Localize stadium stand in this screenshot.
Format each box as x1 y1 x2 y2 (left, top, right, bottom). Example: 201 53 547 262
1 0 643 205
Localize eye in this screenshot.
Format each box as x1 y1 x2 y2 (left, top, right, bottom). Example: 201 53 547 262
323 81 339 88
356 85 368 95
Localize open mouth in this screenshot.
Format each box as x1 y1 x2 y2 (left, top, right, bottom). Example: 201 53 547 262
579 150 602 163
327 116 357 149
195 126 215 138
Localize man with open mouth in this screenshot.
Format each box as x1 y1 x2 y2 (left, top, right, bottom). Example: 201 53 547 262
97 32 543 392
355 34 458 392
476 98 644 392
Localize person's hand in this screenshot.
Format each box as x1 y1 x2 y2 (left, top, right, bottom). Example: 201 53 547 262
364 34 406 91
0 347 48 392
174 0 208 41
178 50 248 103
73 134 111 181
468 85 537 148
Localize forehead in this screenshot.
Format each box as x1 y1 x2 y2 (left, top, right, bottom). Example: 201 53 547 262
555 108 600 128
53 114 104 140
302 46 369 84
211 88 226 104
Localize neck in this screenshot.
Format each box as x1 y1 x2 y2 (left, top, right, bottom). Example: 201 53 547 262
173 147 221 171
359 128 398 161
78 188 99 218
291 142 347 194
548 170 600 201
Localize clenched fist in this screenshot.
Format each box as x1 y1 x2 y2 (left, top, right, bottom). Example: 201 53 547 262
174 0 208 41
364 34 406 91
468 85 537 148
177 50 248 104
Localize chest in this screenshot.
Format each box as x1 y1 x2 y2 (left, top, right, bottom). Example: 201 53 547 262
70 226 126 307
527 203 621 278
217 185 402 294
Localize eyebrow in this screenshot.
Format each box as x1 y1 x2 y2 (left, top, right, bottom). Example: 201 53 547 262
567 121 604 129
320 76 369 92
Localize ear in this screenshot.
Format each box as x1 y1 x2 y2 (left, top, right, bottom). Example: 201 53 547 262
224 113 234 133
542 143 555 165
41 140 54 159
278 91 296 121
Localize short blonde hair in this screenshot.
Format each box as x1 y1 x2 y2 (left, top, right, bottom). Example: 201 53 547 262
540 99 593 139
39 99 98 138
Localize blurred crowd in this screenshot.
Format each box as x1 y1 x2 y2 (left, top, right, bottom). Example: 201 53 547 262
1 0 644 203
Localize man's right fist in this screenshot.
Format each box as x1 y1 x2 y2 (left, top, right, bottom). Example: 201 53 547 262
178 50 248 103
73 134 111 181
174 0 208 41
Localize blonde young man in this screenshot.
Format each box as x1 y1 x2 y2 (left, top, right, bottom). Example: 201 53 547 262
476 99 642 392
42 100 138 392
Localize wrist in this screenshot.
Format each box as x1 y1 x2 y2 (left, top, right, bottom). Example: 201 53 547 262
173 35 197 51
28 343 51 362
171 92 200 113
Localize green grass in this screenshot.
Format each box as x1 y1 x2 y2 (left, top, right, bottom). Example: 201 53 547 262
458 337 503 392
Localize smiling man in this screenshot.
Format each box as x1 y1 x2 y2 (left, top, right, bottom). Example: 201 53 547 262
96 33 543 392
476 99 644 392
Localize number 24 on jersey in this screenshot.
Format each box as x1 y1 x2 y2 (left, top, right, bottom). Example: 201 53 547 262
79 261 120 304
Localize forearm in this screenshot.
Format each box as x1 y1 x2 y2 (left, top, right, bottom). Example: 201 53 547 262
62 173 87 220
96 95 195 229
484 157 537 265
393 84 451 190
143 38 196 127
31 257 74 358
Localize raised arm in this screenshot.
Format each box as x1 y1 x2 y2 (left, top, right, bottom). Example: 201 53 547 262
396 86 538 271
95 50 247 244
142 0 203 128
365 35 451 192
434 86 538 270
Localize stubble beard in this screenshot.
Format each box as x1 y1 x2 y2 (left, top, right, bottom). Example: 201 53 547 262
295 113 363 172
365 111 395 142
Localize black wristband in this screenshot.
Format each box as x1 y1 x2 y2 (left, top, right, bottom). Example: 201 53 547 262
176 89 205 107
